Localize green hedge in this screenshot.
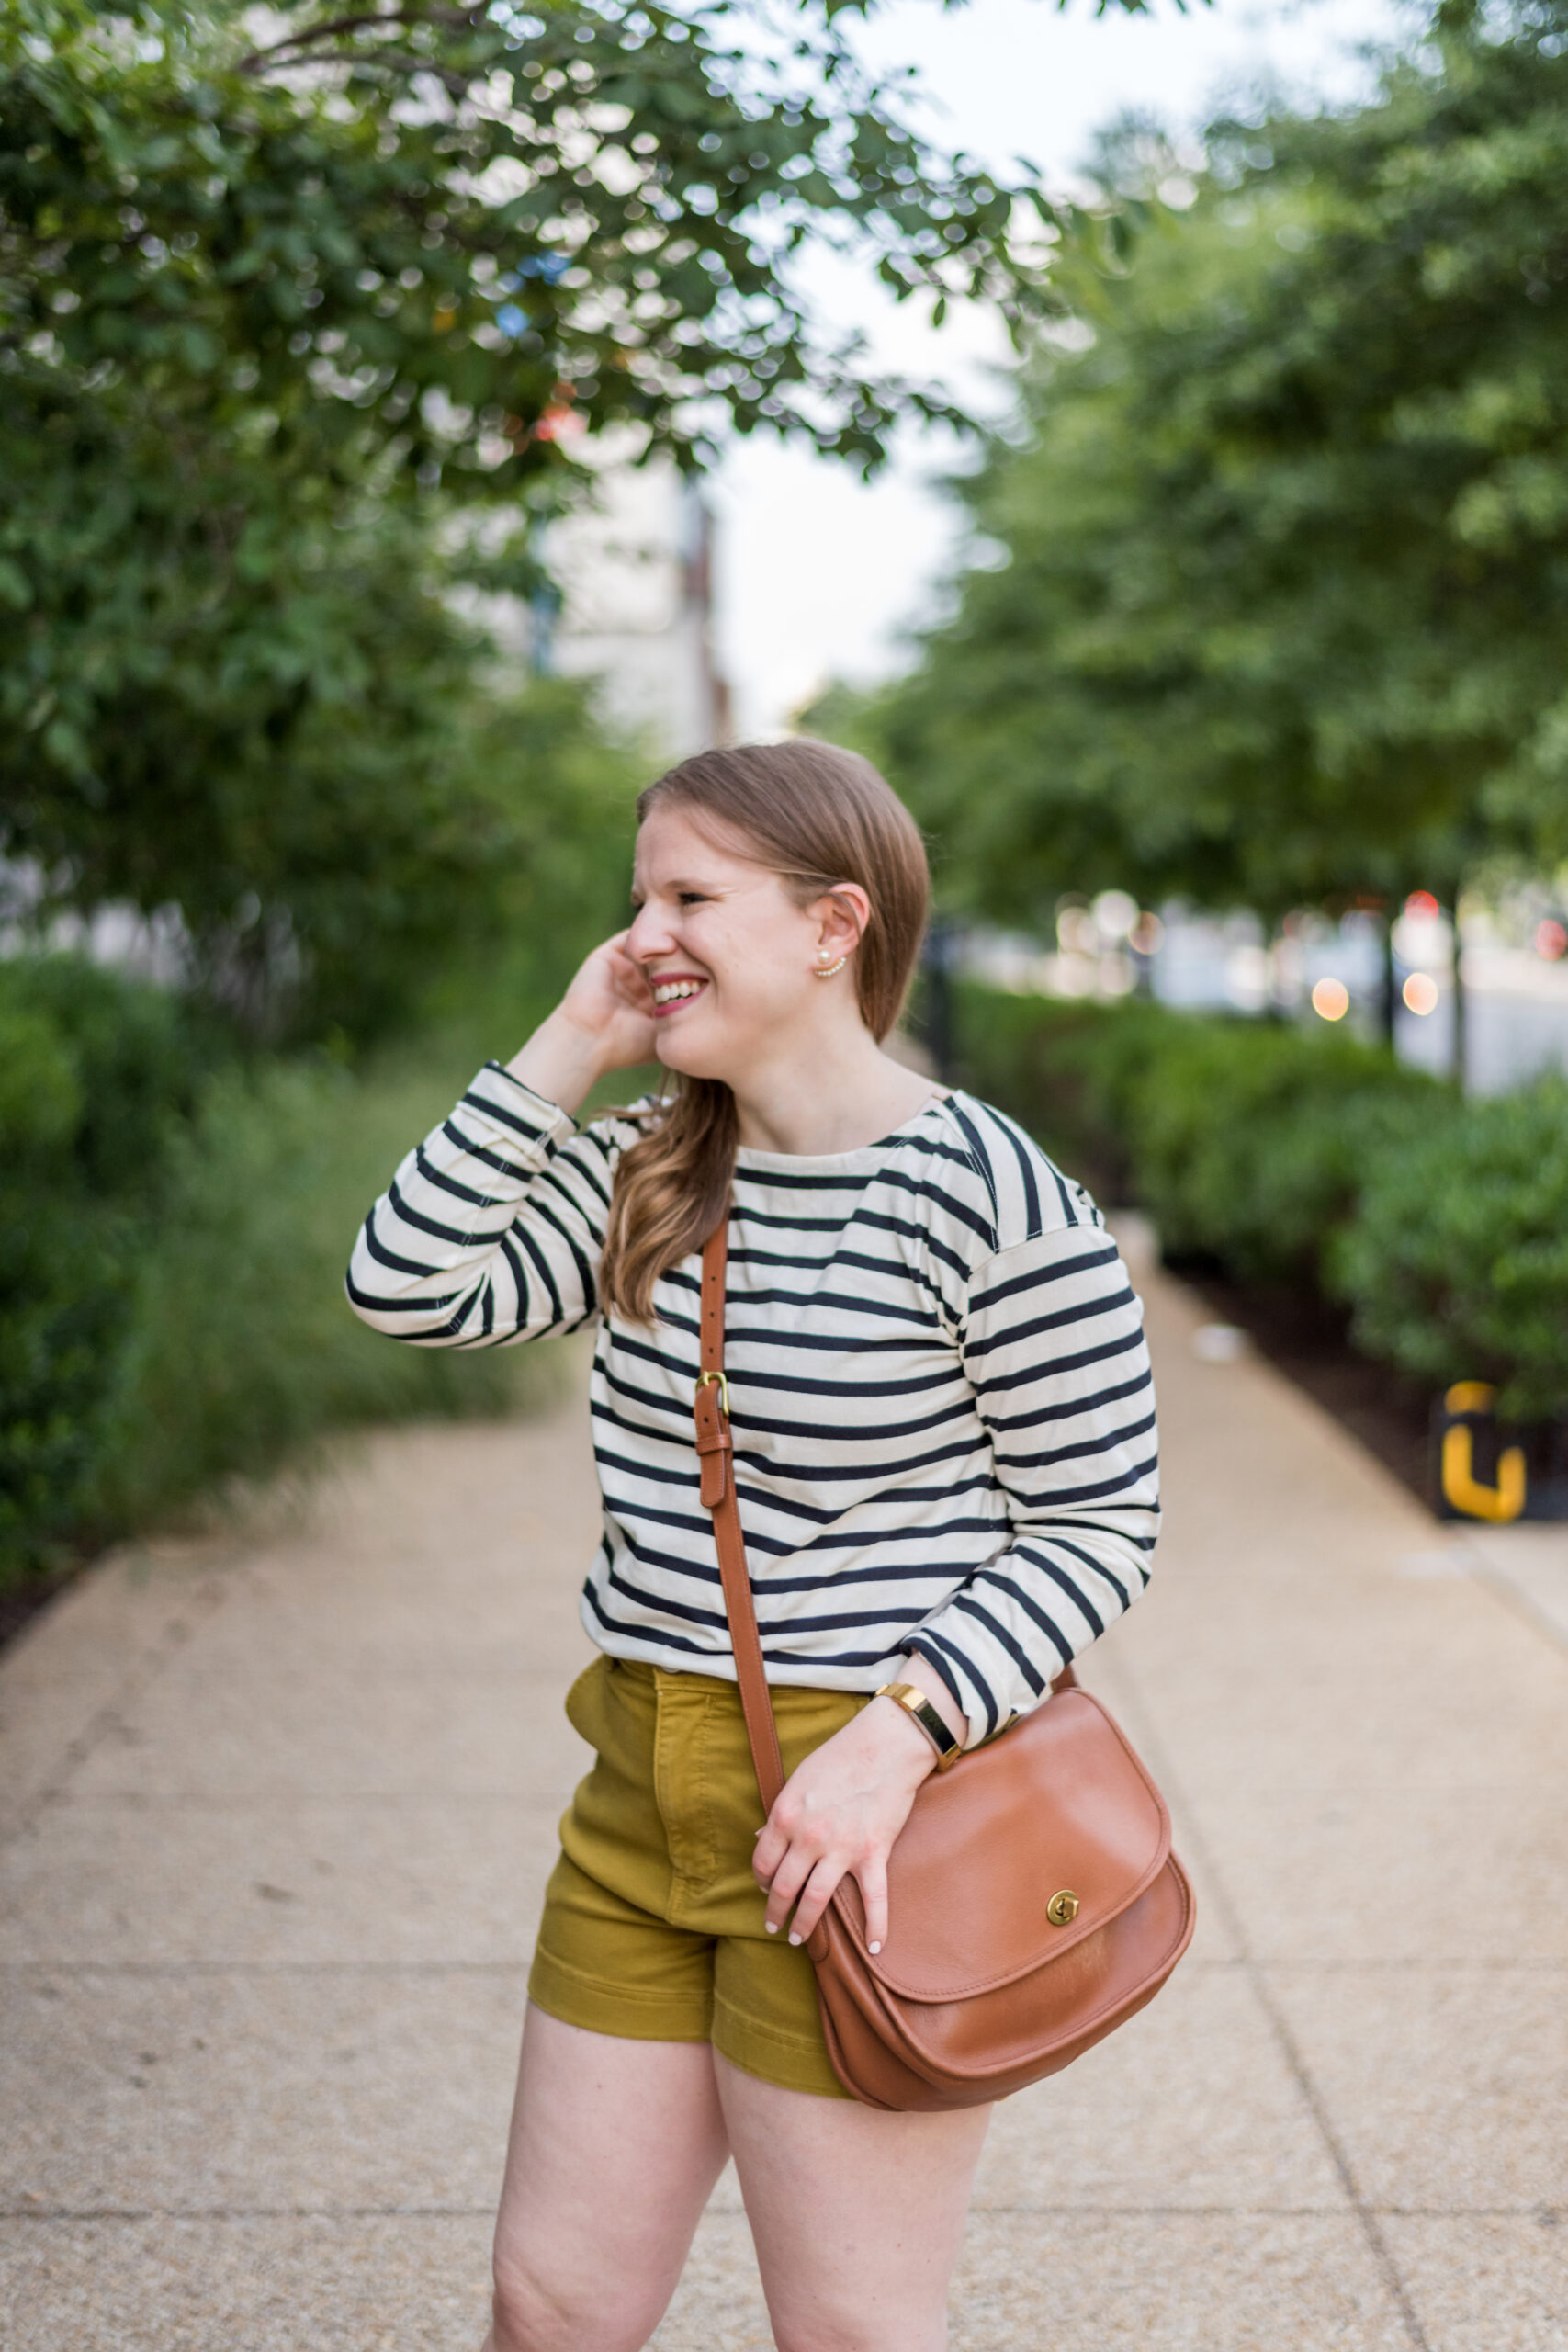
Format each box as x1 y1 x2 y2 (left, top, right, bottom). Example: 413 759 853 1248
954 984 1568 1419
0 956 559 1587
946 987 1168 1206
0 956 220 1573
1330 1081 1568 1421
953 984 1441 1282
90 1054 561 1540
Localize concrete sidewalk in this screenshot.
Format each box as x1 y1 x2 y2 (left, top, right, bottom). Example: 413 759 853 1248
2 1249 1565 2350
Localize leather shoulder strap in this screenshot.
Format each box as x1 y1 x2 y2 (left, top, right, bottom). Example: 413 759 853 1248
696 1217 785 1814
696 1208 1075 1812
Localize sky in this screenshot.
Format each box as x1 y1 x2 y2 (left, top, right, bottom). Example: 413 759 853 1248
707 0 1418 737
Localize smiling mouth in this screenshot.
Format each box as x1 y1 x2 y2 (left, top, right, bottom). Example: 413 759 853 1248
650 976 707 1014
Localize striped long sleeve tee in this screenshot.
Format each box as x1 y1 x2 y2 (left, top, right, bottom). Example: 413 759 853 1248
345 1064 1159 1744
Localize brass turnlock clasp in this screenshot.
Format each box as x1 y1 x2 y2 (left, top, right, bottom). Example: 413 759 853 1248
1046 1889 1080 1927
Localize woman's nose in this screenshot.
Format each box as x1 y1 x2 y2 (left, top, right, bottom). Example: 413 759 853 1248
626 902 672 961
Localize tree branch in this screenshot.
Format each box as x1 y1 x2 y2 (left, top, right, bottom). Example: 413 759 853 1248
237 6 478 75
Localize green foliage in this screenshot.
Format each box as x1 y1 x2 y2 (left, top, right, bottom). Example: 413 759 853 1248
877 3 1568 922
0 666 642 1585
0 953 565 1585
0 956 217 1571
957 983 1442 1281
1330 1081 1568 1420
4 0 1057 493
411 676 644 1062
0 0 1082 1033
0 1001 81 1161
1113 1022 1438 1282
96 1053 561 1537
277 668 642 1045
0 949 220 1184
950 983 1170 1203
959 980 1568 1419
0 1197 130 1580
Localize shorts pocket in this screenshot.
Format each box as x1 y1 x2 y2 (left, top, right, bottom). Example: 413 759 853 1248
563 1654 614 1747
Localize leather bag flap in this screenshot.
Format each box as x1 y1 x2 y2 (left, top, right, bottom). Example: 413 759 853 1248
826 1689 1171 2001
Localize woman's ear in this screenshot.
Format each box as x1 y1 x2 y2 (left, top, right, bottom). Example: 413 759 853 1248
813 884 872 963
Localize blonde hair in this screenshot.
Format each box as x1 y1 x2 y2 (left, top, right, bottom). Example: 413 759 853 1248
599 741 931 1324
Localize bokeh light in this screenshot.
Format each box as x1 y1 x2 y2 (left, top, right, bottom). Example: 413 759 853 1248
1311 977 1350 1022
1090 888 1140 943
1402 971 1439 1016
1404 890 1441 922
1536 918 1567 962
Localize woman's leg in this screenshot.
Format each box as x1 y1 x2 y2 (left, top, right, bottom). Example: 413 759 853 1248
481 2003 730 2352
716 2053 991 2352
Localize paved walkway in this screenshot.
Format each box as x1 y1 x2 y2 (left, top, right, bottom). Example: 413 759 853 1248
3 1240 1565 2349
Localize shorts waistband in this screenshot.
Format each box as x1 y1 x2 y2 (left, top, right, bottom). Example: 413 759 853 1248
602 1656 739 1701
596 1654 875 1713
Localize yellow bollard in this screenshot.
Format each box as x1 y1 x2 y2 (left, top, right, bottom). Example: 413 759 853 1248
1438 1384 1527 1523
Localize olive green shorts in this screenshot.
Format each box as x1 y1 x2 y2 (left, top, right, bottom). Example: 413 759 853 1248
528 1654 869 2099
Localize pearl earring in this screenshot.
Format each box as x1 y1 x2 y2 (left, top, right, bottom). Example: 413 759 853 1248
815 951 848 979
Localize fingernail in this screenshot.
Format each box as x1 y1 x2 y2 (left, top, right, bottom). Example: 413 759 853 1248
868 1941 882 1954
764 1921 778 1934
788 1932 801 1947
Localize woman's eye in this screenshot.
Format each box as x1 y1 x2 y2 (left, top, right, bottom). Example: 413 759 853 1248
678 892 706 906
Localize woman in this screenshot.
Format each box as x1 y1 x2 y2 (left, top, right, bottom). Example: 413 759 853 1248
347 741 1158 2352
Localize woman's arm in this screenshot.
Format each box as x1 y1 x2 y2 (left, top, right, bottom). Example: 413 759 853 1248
908 1220 1159 1741
345 933 660 1348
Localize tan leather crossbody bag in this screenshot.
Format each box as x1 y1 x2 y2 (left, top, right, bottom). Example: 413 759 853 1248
693 1215 1195 2111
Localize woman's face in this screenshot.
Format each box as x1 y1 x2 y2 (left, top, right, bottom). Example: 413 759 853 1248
625 802 863 1080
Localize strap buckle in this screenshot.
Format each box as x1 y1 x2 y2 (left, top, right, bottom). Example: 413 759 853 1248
695 1368 730 1417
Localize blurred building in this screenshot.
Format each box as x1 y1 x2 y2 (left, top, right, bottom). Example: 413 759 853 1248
478 448 732 761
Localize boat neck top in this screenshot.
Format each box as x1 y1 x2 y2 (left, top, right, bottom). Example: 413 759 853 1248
347 1063 1159 1744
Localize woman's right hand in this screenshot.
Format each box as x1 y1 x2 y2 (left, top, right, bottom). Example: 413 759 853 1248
558 929 660 1069
504 931 659 1114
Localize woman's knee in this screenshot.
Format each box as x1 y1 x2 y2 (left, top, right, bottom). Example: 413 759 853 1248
770 2304 946 2352
489 2252 576 2352
491 2248 669 2352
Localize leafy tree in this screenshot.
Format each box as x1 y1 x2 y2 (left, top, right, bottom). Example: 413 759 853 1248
3 0 1152 1030
874 1 1568 930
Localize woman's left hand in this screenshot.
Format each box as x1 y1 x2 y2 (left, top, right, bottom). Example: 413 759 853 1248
752 1672 967 1954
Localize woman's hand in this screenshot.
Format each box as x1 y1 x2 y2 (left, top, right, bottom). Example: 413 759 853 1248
753 1670 968 1955
557 928 660 1069
505 930 659 1114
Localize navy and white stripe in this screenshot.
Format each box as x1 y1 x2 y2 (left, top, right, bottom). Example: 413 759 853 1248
346 1065 1159 1743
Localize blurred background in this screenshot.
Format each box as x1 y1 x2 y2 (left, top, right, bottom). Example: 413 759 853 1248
5 0 1568 1620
